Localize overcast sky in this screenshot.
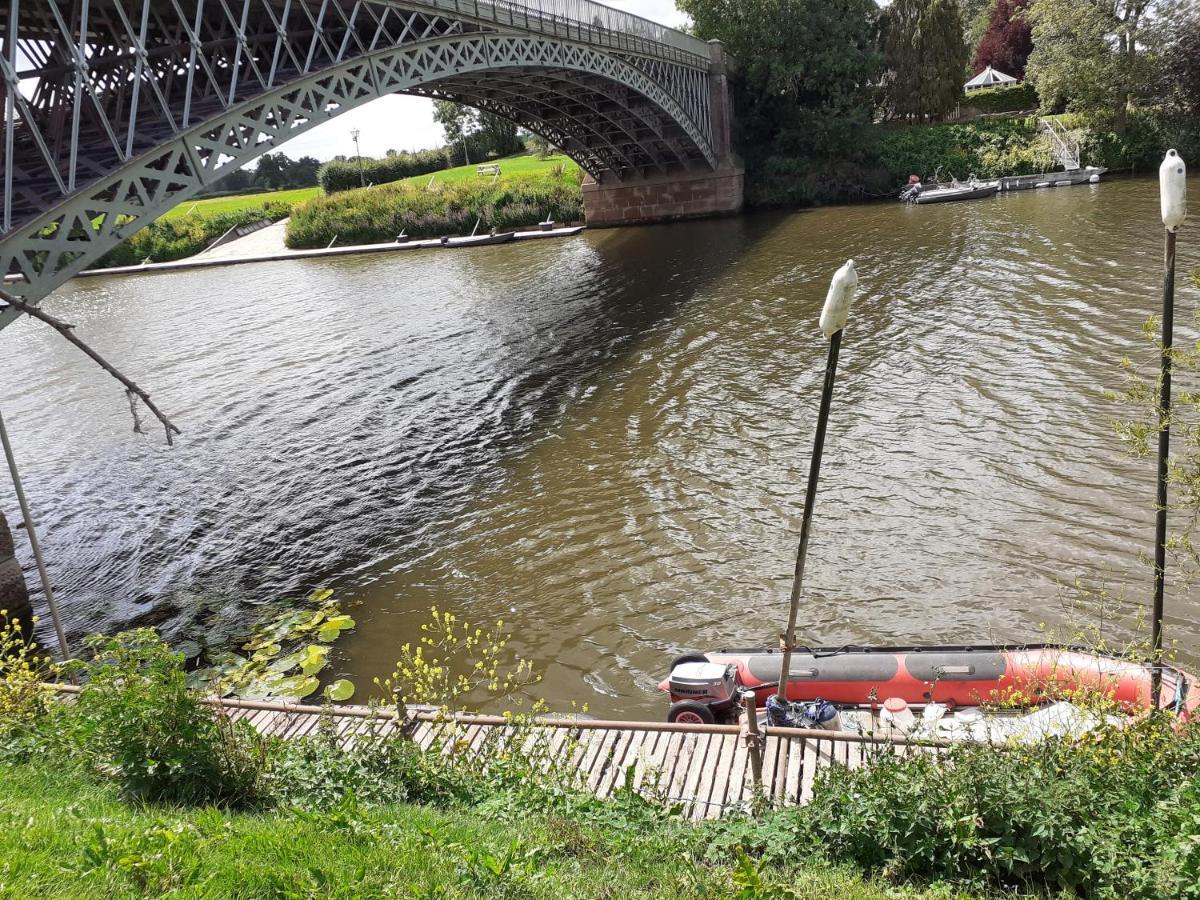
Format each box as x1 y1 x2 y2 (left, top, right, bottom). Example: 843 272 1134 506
273 0 690 162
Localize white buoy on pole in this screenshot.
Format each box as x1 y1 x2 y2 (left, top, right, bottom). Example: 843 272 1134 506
1161 149 1188 233
1152 150 1186 708
777 261 859 706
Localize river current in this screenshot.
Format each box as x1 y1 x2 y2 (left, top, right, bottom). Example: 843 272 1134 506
2 176 1198 718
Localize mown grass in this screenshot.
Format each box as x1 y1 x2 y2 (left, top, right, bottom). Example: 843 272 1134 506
0 760 927 899
158 155 581 222
160 186 322 221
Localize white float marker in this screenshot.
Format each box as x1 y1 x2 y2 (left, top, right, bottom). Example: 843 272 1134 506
777 260 858 706
1152 150 1187 708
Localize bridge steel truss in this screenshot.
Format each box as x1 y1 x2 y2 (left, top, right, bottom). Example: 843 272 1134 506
0 0 721 327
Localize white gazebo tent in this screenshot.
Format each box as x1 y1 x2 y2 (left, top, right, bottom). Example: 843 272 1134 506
965 65 1019 92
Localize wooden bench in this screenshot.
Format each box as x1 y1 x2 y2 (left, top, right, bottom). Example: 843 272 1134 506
476 164 501 176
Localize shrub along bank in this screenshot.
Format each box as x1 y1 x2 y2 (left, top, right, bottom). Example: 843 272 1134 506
285 170 583 248
877 111 1200 184
318 148 451 194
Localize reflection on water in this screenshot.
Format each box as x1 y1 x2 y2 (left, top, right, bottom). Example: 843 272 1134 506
1 177 1198 718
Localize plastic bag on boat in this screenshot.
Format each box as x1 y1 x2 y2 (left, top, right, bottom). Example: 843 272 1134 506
766 695 839 729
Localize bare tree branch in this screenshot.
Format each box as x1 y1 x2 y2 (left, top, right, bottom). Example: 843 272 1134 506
0 288 182 446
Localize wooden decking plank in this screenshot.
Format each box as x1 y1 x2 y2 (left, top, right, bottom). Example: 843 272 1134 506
800 736 819 805
665 733 701 806
594 729 638 797
244 708 276 732
697 733 736 820
680 733 716 821
722 731 751 815
628 729 666 796
784 736 805 805
576 729 612 788
585 729 623 794
760 734 784 804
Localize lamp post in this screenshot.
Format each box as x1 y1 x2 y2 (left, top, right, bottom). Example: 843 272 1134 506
351 128 364 188
1152 149 1187 707
777 260 859 704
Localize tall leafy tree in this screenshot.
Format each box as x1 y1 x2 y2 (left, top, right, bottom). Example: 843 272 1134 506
882 0 971 120
1160 5 1200 117
1025 0 1158 130
677 0 883 204
433 100 476 164
973 0 1033 77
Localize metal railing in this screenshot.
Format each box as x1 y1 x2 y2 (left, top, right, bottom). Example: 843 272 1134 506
410 0 712 65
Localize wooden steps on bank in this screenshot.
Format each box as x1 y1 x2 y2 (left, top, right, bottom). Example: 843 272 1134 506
209 696 947 820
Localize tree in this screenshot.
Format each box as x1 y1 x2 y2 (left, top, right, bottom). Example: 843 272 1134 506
964 0 998 56
678 0 883 204
882 0 970 120
1025 0 1159 131
253 152 291 190
973 0 1033 77
433 100 477 164
1160 6 1200 117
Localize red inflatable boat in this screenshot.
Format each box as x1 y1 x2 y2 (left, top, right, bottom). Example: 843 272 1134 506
659 644 1198 725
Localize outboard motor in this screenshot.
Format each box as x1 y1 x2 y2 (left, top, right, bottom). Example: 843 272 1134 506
666 659 741 724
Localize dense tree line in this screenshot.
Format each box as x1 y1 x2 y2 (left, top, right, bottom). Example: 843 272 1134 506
202 152 321 196
679 0 1200 204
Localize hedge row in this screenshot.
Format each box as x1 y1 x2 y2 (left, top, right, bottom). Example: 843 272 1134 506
962 83 1038 115
285 170 583 248
318 149 450 194
95 201 294 269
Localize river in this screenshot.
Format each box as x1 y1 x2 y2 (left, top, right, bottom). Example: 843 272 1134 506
1 176 1198 719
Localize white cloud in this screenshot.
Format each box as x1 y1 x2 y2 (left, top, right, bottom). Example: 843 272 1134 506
262 0 690 165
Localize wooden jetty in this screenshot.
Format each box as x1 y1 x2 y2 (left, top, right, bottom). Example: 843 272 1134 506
205 696 947 821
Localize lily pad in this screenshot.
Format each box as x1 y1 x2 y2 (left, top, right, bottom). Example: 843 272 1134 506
317 615 356 643
323 679 355 702
267 674 320 699
298 644 330 676
308 588 334 605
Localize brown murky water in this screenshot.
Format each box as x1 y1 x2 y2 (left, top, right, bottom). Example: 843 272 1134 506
2 176 1198 719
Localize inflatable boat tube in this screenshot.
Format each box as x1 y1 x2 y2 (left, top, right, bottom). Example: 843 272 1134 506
660 645 1198 719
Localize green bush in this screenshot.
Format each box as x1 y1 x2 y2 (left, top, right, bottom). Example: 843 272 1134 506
877 117 1049 181
318 148 451 193
1077 110 1200 172
963 83 1039 114
67 630 264 806
735 716 1200 898
96 204 292 268
285 171 583 248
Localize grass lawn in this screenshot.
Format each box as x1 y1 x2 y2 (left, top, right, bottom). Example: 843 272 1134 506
408 153 581 185
161 155 582 222
0 761 940 899
160 186 322 220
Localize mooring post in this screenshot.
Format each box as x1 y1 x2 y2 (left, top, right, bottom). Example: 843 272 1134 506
1153 149 1187 707
778 261 859 702
742 688 764 799
0 407 69 658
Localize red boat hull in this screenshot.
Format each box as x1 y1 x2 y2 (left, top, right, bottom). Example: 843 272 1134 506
661 645 1198 719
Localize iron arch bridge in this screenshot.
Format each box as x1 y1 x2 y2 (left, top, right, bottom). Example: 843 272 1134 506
0 0 740 328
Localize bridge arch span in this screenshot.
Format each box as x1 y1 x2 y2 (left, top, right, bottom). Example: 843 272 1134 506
0 0 741 327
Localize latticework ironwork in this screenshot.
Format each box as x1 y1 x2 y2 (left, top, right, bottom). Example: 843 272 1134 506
0 0 722 326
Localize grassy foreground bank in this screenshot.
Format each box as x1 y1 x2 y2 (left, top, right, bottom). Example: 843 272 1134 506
0 761 915 899
5 624 1200 898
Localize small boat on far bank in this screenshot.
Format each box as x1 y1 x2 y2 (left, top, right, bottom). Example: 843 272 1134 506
439 231 516 248
901 177 1000 205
